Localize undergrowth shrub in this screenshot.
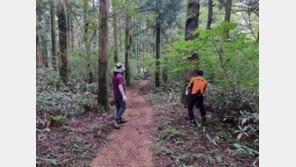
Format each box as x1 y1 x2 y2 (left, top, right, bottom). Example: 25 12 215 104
36 68 98 127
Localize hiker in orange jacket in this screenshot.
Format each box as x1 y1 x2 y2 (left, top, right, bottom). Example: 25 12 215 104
185 70 208 125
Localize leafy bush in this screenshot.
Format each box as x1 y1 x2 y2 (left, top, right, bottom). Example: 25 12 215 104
36 68 98 125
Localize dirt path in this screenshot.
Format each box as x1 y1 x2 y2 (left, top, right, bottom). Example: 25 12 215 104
90 80 154 167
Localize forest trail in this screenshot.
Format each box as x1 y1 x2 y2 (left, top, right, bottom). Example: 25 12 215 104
90 79 154 167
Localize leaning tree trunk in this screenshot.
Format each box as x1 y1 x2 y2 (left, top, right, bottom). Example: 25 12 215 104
155 0 161 88
224 0 232 38
58 0 68 84
206 0 213 30
98 0 109 111
124 13 131 87
181 0 200 105
50 0 57 71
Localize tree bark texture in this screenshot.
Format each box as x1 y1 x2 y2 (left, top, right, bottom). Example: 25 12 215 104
113 12 119 63
71 18 74 50
58 0 68 84
50 0 57 71
98 0 109 111
155 0 161 88
36 12 44 68
206 0 213 30
181 0 200 105
125 13 131 87
41 36 49 68
224 0 232 38
66 0 71 54
84 0 93 83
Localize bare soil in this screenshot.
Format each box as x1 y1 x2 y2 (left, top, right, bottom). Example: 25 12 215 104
36 110 114 166
90 79 154 167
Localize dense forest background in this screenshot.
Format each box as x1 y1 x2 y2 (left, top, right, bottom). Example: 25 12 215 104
36 0 259 166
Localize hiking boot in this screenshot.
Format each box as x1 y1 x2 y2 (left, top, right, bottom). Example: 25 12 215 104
111 120 120 129
118 118 127 124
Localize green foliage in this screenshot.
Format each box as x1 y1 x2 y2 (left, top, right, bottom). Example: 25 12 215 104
36 156 57 165
36 68 97 119
233 143 259 156
50 115 66 123
162 128 185 139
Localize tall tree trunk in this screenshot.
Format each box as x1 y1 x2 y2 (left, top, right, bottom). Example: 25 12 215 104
75 21 80 47
181 0 200 105
256 31 259 42
162 36 170 84
41 36 49 68
112 9 119 63
84 0 93 83
217 0 232 80
125 13 131 86
58 0 68 84
155 0 161 88
36 11 44 68
50 0 57 71
98 0 109 111
66 0 71 55
71 18 74 51
224 0 232 38
206 0 213 30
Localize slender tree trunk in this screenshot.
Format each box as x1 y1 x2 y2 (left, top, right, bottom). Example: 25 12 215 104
66 0 71 55
206 0 213 30
71 18 74 51
112 10 119 63
125 13 131 86
162 36 170 84
256 31 259 42
36 11 44 68
224 0 232 38
155 0 161 88
98 0 109 111
50 0 57 71
75 21 80 47
84 0 93 83
41 36 49 68
181 0 200 105
58 0 68 84
217 0 232 81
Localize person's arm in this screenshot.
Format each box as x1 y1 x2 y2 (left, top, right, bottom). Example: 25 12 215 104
119 84 127 101
118 75 127 101
185 79 193 95
204 83 207 91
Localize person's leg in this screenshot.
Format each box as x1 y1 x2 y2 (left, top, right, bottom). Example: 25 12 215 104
115 98 120 115
112 98 122 129
197 95 206 122
115 97 126 122
188 94 197 123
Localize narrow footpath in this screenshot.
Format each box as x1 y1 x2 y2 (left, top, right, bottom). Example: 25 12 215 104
91 79 154 167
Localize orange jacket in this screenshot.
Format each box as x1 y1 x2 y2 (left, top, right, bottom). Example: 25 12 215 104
189 76 207 95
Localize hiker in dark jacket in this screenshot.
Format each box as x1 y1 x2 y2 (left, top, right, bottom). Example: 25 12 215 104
185 70 208 125
111 63 128 129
